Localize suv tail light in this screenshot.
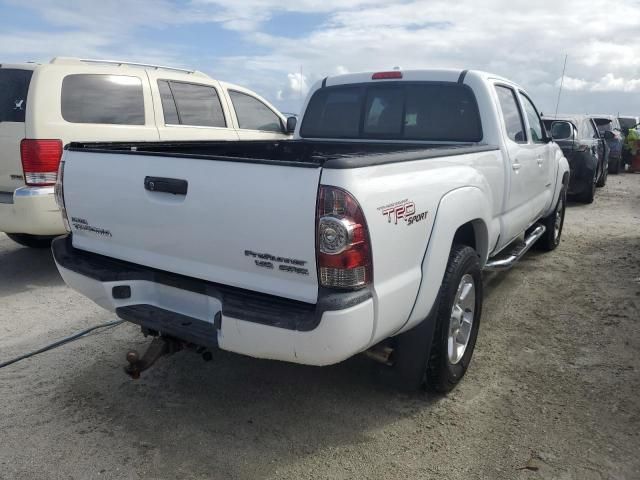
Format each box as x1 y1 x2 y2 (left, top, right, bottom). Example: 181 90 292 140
20 139 63 186
316 185 372 289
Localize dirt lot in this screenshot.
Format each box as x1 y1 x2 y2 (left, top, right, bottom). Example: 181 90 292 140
1 174 639 480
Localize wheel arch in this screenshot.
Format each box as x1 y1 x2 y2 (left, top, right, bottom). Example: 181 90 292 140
395 186 494 335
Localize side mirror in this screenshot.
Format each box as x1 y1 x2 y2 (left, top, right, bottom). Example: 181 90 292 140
550 120 574 141
603 130 615 140
285 116 297 134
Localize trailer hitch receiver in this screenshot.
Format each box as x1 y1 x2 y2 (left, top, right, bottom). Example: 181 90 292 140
124 336 182 379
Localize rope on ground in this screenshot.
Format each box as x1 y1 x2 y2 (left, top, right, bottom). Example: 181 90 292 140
0 319 125 369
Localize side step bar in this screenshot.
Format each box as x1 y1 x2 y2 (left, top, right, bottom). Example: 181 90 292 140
484 225 546 271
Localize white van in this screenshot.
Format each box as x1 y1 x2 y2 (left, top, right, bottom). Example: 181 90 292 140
0 57 295 247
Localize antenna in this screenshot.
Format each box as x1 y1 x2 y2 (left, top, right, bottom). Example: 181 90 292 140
554 54 568 116
300 64 303 111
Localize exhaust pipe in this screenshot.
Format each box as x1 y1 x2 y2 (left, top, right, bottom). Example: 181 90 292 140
365 345 394 366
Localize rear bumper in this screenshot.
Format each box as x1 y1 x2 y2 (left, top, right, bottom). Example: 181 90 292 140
0 186 66 235
52 235 375 366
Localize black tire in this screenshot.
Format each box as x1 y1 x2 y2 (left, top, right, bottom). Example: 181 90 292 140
596 163 607 187
578 173 596 204
609 157 621 174
535 187 566 251
376 245 482 393
6 233 55 248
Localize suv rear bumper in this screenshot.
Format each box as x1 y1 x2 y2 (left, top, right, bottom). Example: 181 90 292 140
52 235 375 366
0 186 66 235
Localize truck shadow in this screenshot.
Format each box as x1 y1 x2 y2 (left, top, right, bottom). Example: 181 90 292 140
0 236 64 298
55 342 440 479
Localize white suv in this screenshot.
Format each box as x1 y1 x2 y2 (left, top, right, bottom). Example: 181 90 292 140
0 57 294 248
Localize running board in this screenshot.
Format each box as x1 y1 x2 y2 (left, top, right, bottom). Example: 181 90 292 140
484 225 546 271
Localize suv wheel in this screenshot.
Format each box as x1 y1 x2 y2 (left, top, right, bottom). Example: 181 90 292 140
579 172 596 204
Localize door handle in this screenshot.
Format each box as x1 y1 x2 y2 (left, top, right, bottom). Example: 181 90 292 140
537 156 543 166
512 162 521 171
144 176 188 195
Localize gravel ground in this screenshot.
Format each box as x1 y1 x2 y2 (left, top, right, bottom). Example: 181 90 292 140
1 173 639 480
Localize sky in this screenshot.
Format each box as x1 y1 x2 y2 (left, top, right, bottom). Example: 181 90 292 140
1 0 639 116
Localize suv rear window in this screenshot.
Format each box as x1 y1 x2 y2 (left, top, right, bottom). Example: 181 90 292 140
0 69 32 123
61 74 145 125
300 82 482 142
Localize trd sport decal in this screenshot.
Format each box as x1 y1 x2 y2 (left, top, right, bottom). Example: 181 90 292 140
378 199 428 226
244 250 309 275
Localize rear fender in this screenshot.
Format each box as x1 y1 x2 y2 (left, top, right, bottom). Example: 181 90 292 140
396 186 494 335
544 150 570 217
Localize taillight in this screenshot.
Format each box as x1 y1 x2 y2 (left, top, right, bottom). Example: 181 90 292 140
316 185 372 289
372 71 403 80
54 160 70 232
20 139 63 186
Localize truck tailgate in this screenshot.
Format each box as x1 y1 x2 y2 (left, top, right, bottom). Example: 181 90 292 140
62 151 321 303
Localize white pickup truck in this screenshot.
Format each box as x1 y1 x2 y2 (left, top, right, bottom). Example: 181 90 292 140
53 69 570 392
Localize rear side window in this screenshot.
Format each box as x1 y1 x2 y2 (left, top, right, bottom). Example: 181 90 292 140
61 74 145 125
581 119 599 139
495 86 526 143
519 93 544 143
0 69 32 123
300 82 482 142
229 90 282 132
164 81 226 127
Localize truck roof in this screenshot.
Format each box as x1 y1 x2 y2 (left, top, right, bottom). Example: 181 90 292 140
321 68 520 89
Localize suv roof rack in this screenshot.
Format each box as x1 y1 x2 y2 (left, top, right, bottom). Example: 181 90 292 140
49 57 207 76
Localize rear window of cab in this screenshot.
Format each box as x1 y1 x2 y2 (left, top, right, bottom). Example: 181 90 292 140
300 82 483 142
61 74 145 125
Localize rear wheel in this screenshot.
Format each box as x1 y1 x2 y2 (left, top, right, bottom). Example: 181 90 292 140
377 245 482 393
578 172 596 204
6 233 54 248
609 157 621 174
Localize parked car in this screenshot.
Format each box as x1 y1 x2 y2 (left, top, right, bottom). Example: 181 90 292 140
589 115 624 174
53 69 569 392
618 116 639 131
543 114 607 203
0 57 294 248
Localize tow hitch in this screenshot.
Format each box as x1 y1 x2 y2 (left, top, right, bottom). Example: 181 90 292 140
124 336 183 379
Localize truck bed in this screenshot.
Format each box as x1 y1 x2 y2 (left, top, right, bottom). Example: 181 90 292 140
66 140 498 169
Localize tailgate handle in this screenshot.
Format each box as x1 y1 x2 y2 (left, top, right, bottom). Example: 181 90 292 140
144 176 188 195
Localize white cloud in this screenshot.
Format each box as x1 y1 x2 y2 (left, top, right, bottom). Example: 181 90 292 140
559 74 640 93
276 72 309 102
2 0 640 115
